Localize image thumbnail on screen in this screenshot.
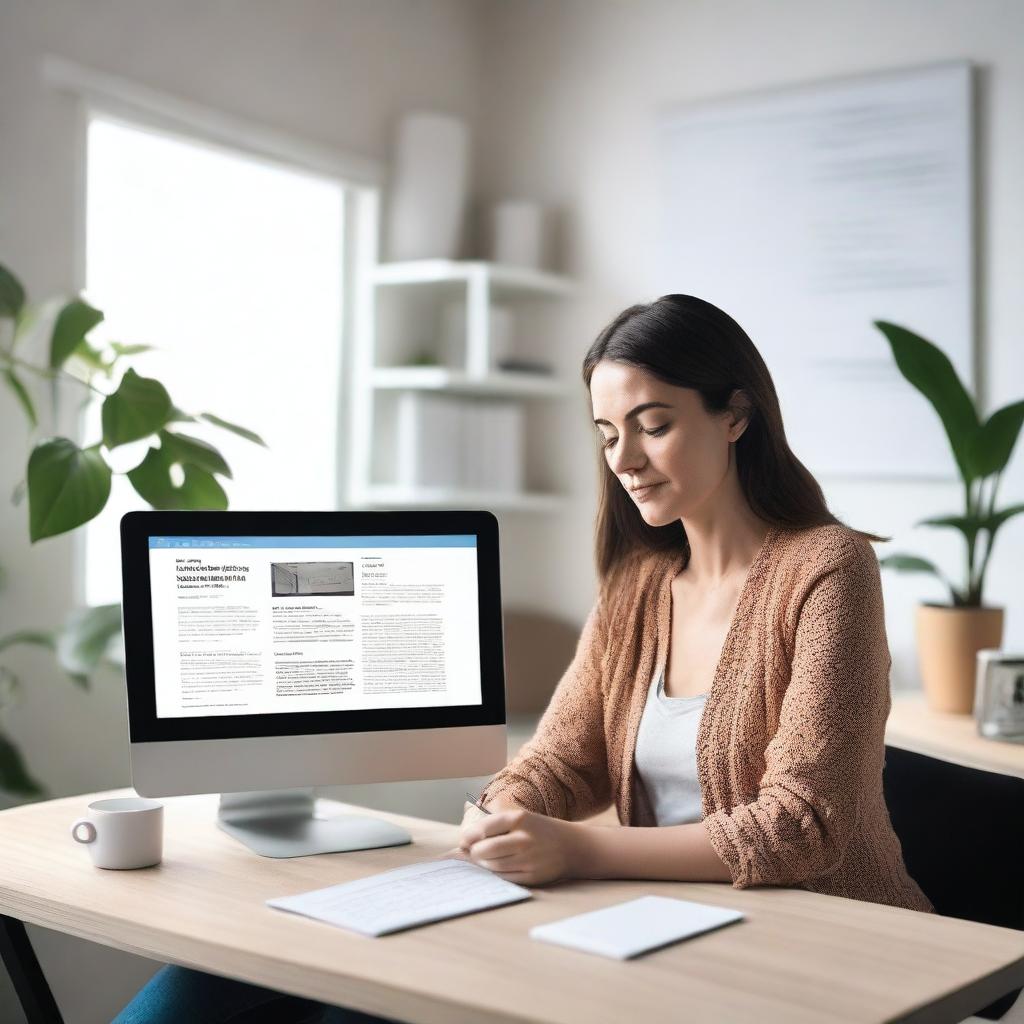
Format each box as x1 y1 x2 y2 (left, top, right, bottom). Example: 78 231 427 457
271 561 355 597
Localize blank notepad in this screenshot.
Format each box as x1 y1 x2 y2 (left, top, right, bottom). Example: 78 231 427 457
267 859 532 937
529 896 744 960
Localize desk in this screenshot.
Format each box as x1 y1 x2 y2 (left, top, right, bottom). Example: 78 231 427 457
886 693 1024 780
2 791 1024 1024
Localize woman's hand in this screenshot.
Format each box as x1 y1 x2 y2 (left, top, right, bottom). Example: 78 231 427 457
458 807 588 886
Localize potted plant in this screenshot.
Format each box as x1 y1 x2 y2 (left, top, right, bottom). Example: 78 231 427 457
874 321 1024 713
0 262 264 796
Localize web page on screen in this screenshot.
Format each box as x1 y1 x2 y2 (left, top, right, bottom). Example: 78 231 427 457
147 535 481 718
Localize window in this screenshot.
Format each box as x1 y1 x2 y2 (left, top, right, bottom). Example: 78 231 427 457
82 117 346 607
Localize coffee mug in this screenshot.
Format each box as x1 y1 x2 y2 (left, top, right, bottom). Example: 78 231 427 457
71 797 163 869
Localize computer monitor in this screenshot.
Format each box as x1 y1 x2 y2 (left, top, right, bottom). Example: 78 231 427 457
120 510 507 857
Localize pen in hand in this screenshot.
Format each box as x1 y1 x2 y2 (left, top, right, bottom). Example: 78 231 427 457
465 791 491 815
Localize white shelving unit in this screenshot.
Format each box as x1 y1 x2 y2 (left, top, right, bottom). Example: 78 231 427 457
349 259 573 510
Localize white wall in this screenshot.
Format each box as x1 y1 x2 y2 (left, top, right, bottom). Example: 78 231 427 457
0 2 482 1020
476 0 1024 689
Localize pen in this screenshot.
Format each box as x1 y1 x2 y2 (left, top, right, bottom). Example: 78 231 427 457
465 791 491 815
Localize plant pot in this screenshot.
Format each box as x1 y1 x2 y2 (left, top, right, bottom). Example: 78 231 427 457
915 604 1005 713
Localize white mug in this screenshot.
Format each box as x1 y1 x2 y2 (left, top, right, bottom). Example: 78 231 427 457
71 797 163 869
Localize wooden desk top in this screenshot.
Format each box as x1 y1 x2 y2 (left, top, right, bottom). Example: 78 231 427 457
2 791 1023 1024
887 693 1024 780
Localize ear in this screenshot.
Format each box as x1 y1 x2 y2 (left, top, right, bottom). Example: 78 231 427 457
726 389 753 443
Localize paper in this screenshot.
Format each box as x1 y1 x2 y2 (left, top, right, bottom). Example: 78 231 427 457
267 858 532 937
529 895 743 960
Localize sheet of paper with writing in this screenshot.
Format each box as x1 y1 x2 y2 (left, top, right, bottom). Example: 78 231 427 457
268 858 532 937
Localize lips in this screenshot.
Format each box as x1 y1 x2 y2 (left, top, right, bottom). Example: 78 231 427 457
629 482 665 499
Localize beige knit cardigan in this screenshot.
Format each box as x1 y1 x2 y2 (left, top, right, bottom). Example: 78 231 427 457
480 524 933 913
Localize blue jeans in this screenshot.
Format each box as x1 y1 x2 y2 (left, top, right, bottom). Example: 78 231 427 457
113 965 398 1024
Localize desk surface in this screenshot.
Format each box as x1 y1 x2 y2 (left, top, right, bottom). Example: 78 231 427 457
2 791 1023 1024
887 693 1024 780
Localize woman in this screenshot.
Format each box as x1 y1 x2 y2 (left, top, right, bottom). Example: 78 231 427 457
457 294 932 913
116 293 929 1023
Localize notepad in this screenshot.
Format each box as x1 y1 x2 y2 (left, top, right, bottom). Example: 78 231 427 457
529 896 744 960
267 859 532 937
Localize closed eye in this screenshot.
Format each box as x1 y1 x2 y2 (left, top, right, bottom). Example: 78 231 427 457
599 424 669 449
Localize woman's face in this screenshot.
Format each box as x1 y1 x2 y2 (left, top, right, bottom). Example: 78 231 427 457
589 360 745 528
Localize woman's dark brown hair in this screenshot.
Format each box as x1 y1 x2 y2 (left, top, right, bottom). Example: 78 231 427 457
582 294 880 581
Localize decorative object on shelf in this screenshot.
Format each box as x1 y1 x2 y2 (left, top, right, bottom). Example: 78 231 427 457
974 650 1024 743
874 321 1024 714
490 200 547 269
386 113 470 262
496 357 554 376
407 349 441 367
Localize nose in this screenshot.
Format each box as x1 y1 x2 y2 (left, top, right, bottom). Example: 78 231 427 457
606 431 647 478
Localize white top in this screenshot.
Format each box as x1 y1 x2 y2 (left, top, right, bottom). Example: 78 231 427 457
633 667 707 826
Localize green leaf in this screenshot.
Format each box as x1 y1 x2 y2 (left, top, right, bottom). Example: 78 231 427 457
917 514 982 546
880 552 961 604
10 479 26 506
49 298 103 369
874 321 980 481
879 554 946 575
71 339 112 374
55 604 121 685
0 264 26 320
109 342 154 357
27 438 112 541
923 505 1024 539
159 430 232 478
988 503 1024 533
101 368 172 448
3 368 37 427
0 730 44 797
969 400 1024 478
0 629 56 654
167 405 196 423
199 412 267 447
127 445 228 510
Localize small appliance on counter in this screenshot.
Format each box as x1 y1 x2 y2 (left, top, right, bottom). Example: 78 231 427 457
975 650 1024 743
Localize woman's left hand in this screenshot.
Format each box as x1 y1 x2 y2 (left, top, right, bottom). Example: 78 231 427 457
459 808 586 886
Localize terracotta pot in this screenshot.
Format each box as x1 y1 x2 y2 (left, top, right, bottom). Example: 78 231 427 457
915 604 1004 713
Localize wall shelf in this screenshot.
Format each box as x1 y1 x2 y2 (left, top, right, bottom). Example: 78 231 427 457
371 259 572 299
348 253 573 510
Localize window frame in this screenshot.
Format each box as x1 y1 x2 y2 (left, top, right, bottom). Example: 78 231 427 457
46 56 383 608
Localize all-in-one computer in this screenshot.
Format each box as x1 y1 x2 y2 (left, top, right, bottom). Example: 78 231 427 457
120 510 506 857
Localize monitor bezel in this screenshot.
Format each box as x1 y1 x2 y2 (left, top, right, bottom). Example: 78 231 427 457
120 510 505 743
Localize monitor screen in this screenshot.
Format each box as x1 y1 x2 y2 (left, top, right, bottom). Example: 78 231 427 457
121 511 504 744
148 534 481 719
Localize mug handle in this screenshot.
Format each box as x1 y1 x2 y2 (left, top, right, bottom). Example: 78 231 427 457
71 819 97 844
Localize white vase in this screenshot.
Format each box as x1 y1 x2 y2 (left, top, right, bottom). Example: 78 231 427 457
386 113 470 262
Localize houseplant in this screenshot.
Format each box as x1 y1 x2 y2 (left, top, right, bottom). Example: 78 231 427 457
874 321 1024 713
0 262 264 795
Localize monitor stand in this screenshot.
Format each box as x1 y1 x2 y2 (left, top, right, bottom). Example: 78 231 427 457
217 790 412 858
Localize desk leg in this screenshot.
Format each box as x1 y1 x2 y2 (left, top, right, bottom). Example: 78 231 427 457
0 916 64 1024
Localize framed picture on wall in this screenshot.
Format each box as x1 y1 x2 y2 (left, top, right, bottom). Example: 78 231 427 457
657 61 974 478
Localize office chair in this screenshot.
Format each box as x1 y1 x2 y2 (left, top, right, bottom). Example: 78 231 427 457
883 745 1024 1022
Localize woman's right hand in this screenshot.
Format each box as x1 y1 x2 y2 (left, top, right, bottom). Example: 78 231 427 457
435 797 519 861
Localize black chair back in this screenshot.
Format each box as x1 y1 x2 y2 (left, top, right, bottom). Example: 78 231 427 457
883 745 1024 1020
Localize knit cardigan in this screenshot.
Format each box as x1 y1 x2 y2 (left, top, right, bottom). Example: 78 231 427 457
480 524 933 913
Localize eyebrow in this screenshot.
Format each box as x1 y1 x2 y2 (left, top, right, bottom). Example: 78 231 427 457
593 401 673 428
